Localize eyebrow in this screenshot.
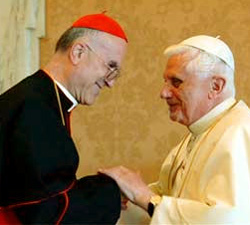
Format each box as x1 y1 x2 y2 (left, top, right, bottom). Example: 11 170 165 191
163 72 175 80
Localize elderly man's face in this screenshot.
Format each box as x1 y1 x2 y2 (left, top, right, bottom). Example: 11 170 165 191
160 53 212 126
71 33 127 105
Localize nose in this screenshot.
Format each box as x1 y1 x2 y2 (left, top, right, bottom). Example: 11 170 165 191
160 83 172 99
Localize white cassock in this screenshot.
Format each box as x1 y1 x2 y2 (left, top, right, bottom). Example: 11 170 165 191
118 97 250 225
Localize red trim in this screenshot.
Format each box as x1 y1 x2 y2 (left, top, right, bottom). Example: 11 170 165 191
0 209 21 225
56 192 69 225
0 181 75 224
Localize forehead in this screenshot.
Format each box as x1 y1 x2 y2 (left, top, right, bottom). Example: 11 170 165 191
164 53 191 79
92 33 127 67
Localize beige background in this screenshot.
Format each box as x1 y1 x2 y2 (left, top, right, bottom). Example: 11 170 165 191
40 0 250 183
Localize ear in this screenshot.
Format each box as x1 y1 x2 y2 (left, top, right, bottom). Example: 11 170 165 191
69 42 88 65
208 76 226 99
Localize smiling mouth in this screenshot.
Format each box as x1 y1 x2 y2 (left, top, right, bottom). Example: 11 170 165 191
167 101 178 106
168 103 180 111
95 81 103 89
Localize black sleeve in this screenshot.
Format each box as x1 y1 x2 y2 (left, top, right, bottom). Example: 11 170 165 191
62 174 121 225
1 97 78 206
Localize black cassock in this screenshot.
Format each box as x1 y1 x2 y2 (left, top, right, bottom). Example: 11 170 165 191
0 70 121 224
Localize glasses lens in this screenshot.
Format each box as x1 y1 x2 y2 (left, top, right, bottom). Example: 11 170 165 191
106 69 119 82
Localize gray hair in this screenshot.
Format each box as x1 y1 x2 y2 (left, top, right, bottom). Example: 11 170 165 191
55 27 102 52
165 46 235 97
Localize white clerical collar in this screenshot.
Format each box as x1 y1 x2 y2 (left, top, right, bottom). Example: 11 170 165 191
189 97 236 135
54 80 78 112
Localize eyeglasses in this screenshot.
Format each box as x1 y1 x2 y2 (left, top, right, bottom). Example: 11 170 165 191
84 43 120 83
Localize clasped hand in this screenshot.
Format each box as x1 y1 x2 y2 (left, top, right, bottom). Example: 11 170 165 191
98 166 155 211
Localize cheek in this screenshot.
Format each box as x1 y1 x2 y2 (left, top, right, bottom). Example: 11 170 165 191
178 91 192 115
84 62 103 81
174 89 187 107
183 91 204 117
86 84 100 96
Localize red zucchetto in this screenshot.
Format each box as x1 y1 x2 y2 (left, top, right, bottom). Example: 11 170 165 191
72 13 128 42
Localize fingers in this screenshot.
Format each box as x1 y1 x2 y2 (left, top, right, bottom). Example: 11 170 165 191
98 168 119 181
98 166 138 202
98 166 131 180
98 166 152 209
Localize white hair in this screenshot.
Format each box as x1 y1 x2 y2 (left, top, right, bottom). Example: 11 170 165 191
164 45 235 97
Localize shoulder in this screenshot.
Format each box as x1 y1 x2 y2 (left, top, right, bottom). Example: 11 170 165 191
215 100 250 132
0 70 57 124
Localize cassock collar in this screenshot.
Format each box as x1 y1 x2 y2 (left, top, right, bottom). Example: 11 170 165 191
189 97 236 135
54 80 78 112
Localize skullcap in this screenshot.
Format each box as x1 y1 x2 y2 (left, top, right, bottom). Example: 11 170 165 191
72 13 128 42
164 35 234 71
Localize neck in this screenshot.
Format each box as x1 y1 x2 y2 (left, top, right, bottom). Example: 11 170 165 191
43 53 71 90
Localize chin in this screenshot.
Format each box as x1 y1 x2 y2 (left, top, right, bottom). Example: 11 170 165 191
83 101 94 106
79 94 96 105
85 98 97 106
78 99 92 106
169 113 187 125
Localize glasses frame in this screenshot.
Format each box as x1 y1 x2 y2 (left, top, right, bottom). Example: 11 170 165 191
84 43 120 83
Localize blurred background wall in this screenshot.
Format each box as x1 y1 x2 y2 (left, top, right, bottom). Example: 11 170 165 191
0 0 45 94
2 0 250 184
